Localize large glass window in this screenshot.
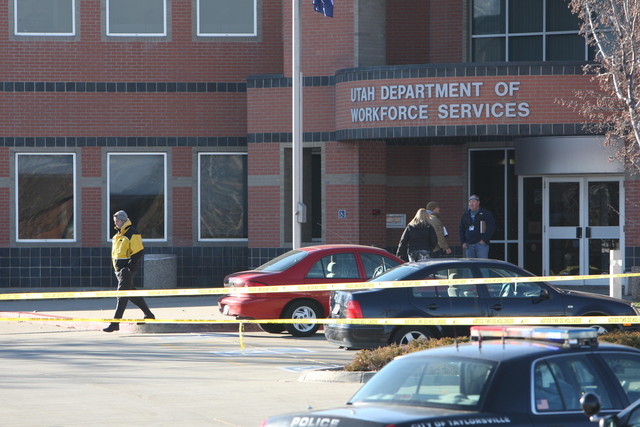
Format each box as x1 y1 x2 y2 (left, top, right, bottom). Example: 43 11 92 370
197 0 257 37
106 0 166 36
472 0 587 62
108 153 166 240
14 0 75 36
198 153 247 240
16 153 76 241
469 149 517 262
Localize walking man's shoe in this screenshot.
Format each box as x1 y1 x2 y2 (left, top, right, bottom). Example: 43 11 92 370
103 323 120 333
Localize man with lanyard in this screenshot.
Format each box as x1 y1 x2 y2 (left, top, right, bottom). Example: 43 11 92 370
103 210 155 332
459 194 495 258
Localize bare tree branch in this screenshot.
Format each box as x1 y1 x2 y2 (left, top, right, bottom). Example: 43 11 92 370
568 0 640 171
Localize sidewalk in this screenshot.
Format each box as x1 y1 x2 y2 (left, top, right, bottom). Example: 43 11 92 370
0 291 260 333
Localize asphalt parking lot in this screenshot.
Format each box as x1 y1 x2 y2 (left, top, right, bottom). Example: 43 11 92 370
0 294 364 427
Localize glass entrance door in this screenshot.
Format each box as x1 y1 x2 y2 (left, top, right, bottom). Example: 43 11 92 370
543 177 622 286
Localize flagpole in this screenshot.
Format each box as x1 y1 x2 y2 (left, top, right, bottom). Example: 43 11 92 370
292 0 303 249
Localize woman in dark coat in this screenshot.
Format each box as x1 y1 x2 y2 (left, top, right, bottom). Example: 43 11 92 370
396 208 438 262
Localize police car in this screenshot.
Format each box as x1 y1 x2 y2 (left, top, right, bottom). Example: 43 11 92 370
262 326 640 427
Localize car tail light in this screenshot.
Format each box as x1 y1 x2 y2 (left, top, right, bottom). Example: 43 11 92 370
345 300 363 318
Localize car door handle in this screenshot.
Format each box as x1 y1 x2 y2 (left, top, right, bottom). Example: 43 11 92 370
427 303 439 310
491 304 502 311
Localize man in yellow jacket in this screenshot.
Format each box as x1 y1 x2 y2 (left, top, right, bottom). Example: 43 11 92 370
103 210 155 332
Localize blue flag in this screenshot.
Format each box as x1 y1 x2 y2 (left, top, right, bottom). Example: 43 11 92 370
313 0 333 17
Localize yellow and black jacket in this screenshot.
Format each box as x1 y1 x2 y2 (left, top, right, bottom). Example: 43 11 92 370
111 219 144 272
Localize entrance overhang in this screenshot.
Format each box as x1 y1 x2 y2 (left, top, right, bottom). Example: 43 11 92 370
515 136 624 175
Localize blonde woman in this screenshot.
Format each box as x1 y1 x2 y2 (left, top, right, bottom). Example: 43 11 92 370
396 208 438 262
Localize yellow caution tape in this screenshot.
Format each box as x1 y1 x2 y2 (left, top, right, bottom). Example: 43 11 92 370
1 271 639 301
1 316 638 326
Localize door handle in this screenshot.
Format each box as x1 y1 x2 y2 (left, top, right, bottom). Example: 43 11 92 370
576 227 582 238
586 227 591 238
491 304 502 311
427 304 438 310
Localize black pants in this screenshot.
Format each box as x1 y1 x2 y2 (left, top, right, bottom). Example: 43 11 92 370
113 268 153 319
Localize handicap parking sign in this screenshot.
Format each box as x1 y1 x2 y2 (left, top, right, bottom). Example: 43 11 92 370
337 210 347 218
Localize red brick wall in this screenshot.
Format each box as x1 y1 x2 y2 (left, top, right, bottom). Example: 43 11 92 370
0 1 283 81
357 141 388 247
625 179 640 247
173 187 193 246
386 1 429 65
0 93 246 137
81 147 102 178
283 2 356 76
81 188 102 246
428 1 465 63
172 147 192 178
248 143 281 247
0 147 9 178
0 188 9 246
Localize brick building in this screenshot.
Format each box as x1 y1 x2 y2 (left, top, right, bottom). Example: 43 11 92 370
0 0 632 289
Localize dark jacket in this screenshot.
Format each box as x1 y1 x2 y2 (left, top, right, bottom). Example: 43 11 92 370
459 207 496 245
396 223 437 261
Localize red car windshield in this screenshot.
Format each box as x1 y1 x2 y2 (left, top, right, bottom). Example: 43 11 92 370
254 250 308 272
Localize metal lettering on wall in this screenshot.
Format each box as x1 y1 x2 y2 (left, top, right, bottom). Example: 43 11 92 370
350 81 530 123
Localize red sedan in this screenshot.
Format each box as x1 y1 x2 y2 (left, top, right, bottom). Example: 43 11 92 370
218 244 402 337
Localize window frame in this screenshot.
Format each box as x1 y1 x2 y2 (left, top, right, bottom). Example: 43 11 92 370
14 0 76 37
196 0 258 37
106 0 167 37
107 152 167 242
471 0 589 62
15 152 77 242
197 152 248 242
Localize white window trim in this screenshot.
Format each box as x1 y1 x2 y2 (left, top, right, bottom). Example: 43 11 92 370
14 0 76 36
107 153 168 242
106 0 167 37
15 152 77 242
197 152 248 242
196 0 257 37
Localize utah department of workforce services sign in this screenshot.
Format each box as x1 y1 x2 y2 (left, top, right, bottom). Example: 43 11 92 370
350 81 529 123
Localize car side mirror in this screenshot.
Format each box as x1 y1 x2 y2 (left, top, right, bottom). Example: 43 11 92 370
533 289 550 304
581 393 619 426
581 392 601 418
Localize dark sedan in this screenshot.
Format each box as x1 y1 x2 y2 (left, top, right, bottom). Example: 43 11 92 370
263 326 640 426
325 258 639 349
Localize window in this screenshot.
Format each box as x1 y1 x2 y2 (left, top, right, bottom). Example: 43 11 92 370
198 153 247 241
600 354 640 404
16 153 76 241
413 268 478 298
479 266 544 297
360 253 401 279
324 253 359 279
197 0 257 37
14 0 75 36
108 153 166 240
534 356 613 412
472 0 588 62
107 0 166 37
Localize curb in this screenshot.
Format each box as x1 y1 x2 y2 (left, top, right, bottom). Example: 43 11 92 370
0 311 261 333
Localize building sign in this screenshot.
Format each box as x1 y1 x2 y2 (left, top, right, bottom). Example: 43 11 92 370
386 214 406 229
350 81 530 123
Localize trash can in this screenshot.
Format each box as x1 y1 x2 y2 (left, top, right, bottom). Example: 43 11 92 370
143 254 177 289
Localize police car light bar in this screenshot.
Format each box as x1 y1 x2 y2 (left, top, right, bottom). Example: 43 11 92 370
470 326 599 348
